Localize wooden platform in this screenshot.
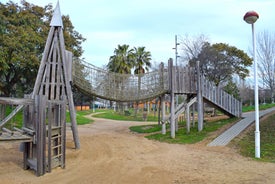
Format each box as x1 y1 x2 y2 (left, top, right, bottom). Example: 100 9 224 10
0 131 32 142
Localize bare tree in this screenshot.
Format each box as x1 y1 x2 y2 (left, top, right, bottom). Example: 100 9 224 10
179 34 209 65
256 31 275 103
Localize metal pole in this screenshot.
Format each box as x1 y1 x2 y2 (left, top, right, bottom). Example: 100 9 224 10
252 23 260 158
173 35 180 106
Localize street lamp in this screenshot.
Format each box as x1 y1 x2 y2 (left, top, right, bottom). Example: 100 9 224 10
243 11 260 158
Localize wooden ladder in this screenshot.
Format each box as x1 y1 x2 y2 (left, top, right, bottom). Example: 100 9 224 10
47 125 65 172
46 100 66 173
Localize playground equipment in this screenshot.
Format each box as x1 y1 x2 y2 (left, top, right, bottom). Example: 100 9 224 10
0 2 242 176
73 57 242 136
0 3 79 176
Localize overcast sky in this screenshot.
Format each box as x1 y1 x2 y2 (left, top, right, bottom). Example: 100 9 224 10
3 0 275 67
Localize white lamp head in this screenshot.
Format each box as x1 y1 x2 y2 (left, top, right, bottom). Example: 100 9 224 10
243 11 259 24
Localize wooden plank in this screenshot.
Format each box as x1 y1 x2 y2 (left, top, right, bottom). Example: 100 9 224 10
33 27 55 97
56 50 63 100
0 97 33 105
66 51 73 83
59 28 80 149
61 98 66 169
50 34 58 100
47 102 53 173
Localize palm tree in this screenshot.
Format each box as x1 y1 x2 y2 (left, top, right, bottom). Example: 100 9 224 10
107 44 134 112
132 47 152 116
133 46 152 74
107 44 134 74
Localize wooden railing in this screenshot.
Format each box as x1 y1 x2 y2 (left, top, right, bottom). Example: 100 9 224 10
171 65 242 118
201 75 242 117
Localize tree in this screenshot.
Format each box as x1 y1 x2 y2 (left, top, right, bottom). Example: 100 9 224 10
256 31 275 103
132 46 152 116
193 42 253 87
107 44 134 74
133 46 152 74
0 1 85 97
223 80 240 100
180 34 209 65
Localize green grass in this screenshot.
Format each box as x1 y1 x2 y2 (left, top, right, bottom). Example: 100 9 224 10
92 109 159 122
130 117 238 144
242 103 275 112
235 112 275 162
129 124 163 133
67 109 94 125
3 107 93 128
75 111 94 125
3 107 24 128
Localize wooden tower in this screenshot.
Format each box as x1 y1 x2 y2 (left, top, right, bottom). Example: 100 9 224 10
23 2 80 176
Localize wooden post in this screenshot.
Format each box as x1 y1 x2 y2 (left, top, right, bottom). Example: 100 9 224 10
168 58 175 138
186 104 190 133
35 95 46 176
161 95 166 134
59 29 80 149
196 61 204 131
60 97 66 169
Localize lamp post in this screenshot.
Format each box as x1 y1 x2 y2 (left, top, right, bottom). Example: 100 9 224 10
173 35 180 106
243 11 260 158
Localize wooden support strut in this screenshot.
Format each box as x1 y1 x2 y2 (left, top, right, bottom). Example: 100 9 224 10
196 61 204 131
168 58 175 138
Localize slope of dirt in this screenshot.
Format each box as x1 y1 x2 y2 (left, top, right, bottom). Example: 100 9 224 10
0 116 275 184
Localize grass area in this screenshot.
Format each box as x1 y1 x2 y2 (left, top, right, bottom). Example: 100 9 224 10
129 124 163 133
68 109 94 125
242 103 275 112
234 112 275 162
130 117 239 144
92 109 159 122
3 107 93 128
74 111 94 125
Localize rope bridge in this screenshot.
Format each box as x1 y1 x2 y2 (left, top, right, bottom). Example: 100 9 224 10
72 59 169 102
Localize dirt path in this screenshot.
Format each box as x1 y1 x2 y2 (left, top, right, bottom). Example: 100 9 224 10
1 116 275 184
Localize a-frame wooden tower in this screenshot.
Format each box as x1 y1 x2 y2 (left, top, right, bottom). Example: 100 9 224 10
32 1 79 149
23 2 80 176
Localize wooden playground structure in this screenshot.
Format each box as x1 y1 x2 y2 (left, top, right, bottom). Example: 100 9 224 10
0 3 242 176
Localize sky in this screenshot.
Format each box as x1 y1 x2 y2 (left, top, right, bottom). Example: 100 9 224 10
3 0 275 68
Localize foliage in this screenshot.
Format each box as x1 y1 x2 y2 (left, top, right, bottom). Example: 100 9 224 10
107 44 152 75
0 1 85 97
107 44 134 74
133 46 152 74
191 42 253 87
223 80 240 99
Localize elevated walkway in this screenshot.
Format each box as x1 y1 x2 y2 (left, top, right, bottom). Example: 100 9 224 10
208 107 275 146
72 59 242 118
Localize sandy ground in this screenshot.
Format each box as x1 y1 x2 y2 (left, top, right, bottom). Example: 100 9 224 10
1 116 275 184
